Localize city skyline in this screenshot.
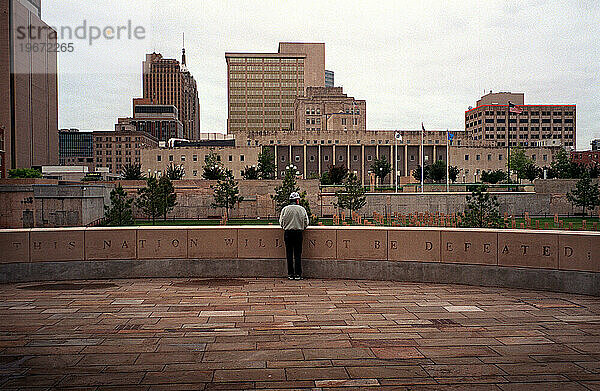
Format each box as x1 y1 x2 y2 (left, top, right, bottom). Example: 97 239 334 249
43 1 600 149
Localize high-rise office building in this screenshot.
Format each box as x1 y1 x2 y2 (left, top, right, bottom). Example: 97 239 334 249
325 70 334 87
142 50 200 140
465 92 575 148
0 0 58 171
225 42 325 134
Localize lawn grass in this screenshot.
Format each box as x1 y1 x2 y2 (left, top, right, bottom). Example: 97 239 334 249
135 216 600 231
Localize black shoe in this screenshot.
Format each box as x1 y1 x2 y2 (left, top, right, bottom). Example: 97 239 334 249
294 276 303 280
288 275 294 280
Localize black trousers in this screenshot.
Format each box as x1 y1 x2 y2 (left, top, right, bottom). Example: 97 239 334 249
284 230 303 276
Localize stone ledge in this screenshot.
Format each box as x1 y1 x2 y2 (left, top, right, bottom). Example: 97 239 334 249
0 258 597 296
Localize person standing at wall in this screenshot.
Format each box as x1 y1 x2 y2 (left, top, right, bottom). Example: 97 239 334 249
279 192 309 280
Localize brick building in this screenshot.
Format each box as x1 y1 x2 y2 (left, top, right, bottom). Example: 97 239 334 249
464 92 575 148
0 125 5 178
93 130 158 175
571 150 600 168
0 0 58 171
294 87 366 132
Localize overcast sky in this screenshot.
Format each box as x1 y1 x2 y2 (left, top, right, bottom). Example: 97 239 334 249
44 0 600 149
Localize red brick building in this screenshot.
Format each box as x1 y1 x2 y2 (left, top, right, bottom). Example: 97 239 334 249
571 150 600 167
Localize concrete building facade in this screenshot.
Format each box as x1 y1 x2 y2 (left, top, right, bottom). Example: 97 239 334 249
465 92 576 148
225 42 325 134
146 128 560 184
0 0 58 171
141 145 261 180
142 52 200 140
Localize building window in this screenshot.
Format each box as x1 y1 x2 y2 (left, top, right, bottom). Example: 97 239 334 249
193 155 198 162
229 155 233 162
193 170 198 176
324 155 329 161
410 155 415 161
240 155 245 162
499 154 503 161
295 156 300 162
169 155 173 162
181 156 185 162
310 155 315 162
543 154 548 161
487 154 491 161
465 154 469 161
353 155 358 161
367 155 372 161
476 155 480 161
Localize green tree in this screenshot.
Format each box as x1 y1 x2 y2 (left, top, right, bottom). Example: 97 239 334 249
321 164 348 185
448 165 460 183
481 169 507 184
202 151 225 180
272 165 313 222
412 165 429 182
257 147 276 179
371 156 391 183
165 163 185 180
429 160 446 183
121 163 145 180
103 184 134 226
460 185 503 228
8 168 42 178
335 173 366 216
567 173 600 216
509 146 536 183
241 165 259 180
547 148 586 179
212 169 244 218
158 175 177 221
523 161 541 182
135 177 163 225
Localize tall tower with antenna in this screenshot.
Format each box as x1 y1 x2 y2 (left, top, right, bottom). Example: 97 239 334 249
181 33 186 67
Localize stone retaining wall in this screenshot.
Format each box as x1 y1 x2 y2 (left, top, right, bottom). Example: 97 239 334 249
0 227 598 295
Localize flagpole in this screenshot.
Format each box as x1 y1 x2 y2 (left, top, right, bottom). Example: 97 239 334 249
446 130 450 193
395 132 398 193
421 123 424 193
507 102 511 186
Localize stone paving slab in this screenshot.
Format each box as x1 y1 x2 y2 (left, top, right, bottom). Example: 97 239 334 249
0 278 599 390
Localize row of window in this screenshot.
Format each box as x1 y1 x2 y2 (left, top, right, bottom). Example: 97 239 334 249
468 110 574 119
228 58 303 64
156 154 246 163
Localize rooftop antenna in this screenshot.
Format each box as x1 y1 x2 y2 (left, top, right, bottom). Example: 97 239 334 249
181 33 186 66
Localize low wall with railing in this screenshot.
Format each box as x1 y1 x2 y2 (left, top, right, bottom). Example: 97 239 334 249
0 226 598 295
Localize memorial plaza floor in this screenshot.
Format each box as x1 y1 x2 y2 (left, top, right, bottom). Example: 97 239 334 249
1 278 599 390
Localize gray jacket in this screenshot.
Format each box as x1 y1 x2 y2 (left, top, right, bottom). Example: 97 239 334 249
279 204 309 231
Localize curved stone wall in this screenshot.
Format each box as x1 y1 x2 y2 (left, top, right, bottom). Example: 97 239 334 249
0 227 598 295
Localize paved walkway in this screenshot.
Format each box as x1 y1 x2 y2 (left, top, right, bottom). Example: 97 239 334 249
0 278 599 390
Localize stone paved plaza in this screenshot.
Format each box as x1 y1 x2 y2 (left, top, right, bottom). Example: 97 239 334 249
0 278 599 390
